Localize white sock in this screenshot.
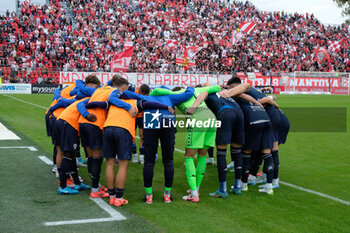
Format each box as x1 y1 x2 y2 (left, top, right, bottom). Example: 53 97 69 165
272 178 279 185
92 187 99 193
191 190 198 197
266 183 272 190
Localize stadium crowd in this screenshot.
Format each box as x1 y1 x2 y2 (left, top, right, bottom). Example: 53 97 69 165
0 0 350 83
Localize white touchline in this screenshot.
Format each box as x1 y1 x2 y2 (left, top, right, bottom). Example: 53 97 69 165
279 181 350 206
28 146 37 151
44 217 119 226
0 146 37 151
89 197 126 220
4 98 349 207
2 94 47 109
38 156 53 165
44 198 126 226
174 148 185 153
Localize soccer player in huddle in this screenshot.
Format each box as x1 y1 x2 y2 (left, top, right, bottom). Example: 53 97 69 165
204 84 254 197
101 91 174 206
76 76 137 198
51 75 101 194
121 86 195 204
225 78 276 195
241 85 290 189
45 82 78 174
150 83 221 202
132 84 151 165
45 88 63 174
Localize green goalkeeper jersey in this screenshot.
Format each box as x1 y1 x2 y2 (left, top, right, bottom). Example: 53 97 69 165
151 85 221 149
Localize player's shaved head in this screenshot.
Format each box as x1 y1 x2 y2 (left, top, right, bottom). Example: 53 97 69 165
227 77 242 86
139 84 150 95
172 86 184 91
85 75 101 87
115 77 129 87
111 74 122 87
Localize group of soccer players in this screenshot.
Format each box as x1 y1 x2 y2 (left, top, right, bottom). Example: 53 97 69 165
45 74 289 207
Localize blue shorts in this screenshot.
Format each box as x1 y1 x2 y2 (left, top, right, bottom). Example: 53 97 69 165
45 113 51 137
216 108 245 146
102 126 133 160
135 117 143 129
45 114 57 137
79 123 103 150
265 105 280 142
54 119 80 153
244 121 275 151
278 110 290 144
49 116 58 144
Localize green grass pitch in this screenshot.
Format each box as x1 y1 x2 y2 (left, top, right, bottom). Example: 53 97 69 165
0 94 349 233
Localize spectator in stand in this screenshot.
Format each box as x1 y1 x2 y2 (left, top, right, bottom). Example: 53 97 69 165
38 76 44 84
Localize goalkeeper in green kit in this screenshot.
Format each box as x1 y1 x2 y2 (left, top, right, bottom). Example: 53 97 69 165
150 83 221 203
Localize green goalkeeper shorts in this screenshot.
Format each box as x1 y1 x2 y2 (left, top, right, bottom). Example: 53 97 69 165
185 124 216 150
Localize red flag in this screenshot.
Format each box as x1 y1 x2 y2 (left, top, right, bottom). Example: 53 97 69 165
225 58 233 66
239 22 256 34
178 20 190 32
176 57 195 71
201 41 209 48
111 46 134 72
328 41 341 52
176 46 201 71
184 46 202 59
315 48 330 63
124 41 134 49
166 40 178 51
232 31 243 44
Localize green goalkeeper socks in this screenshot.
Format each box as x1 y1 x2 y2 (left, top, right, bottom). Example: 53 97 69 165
196 155 206 189
145 187 152 195
185 157 197 191
164 187 171 195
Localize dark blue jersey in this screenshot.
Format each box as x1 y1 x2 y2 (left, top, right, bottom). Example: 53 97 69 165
205 93 240 117
237 98 270 125
246 87 266 100
246 87 279 125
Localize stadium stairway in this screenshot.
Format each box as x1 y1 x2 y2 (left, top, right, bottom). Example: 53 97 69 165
187 1 197 14
128 0 137 10
60 1 77 29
